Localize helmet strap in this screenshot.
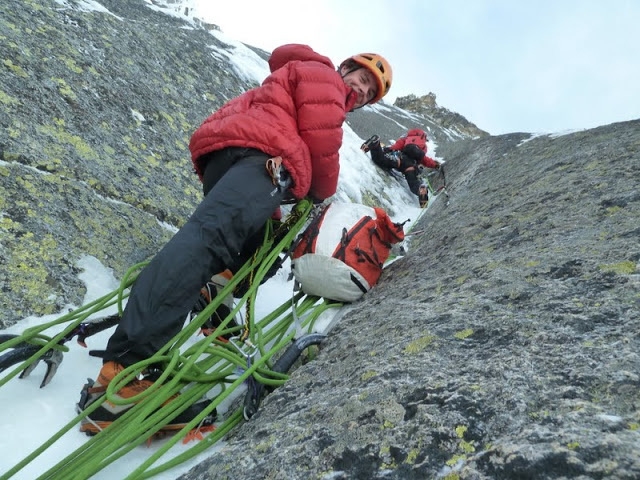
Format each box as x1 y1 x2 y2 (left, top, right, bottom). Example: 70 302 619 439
338 63 361 78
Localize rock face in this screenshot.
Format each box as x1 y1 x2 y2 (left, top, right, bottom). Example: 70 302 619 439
0 0 251 323
181 122 640 479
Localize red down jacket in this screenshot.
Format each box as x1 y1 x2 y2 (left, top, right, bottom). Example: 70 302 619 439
189 44 358 200
388 128 438 169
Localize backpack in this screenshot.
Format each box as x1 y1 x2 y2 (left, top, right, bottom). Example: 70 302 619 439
404 128 427 151
291 203 405 302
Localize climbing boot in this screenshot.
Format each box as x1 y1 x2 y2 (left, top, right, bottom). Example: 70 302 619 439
418 184 429 208
360 134 380 153
77 361 216 437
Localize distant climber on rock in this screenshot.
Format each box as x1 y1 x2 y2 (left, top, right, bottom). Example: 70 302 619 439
361 128 441 207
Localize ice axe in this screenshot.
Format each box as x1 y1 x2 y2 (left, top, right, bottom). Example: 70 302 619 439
0 314 120 387
435 164 450 204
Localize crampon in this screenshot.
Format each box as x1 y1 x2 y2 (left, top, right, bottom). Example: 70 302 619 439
360 134 380 153
76 363 217 443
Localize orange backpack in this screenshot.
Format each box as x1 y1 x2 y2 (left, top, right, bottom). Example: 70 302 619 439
404 128 428 151
291 203 405 302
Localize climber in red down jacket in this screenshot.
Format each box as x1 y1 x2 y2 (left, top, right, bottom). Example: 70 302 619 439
362 128 441 207
78 44 394 434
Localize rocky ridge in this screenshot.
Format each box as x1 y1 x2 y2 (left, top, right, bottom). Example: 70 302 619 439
395 93 489 139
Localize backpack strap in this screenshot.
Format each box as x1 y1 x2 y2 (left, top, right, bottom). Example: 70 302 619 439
333 216 372 262
353 226 389 269
295 204 329 255
349 272 369 295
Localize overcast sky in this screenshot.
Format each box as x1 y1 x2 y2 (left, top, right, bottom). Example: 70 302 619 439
193 0 640 135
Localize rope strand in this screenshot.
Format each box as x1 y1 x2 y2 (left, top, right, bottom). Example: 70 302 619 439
0 199 347 480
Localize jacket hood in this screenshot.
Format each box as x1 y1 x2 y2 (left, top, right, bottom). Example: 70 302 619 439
268 44 335 73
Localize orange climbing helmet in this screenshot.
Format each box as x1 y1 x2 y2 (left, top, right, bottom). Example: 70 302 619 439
341 53 393 104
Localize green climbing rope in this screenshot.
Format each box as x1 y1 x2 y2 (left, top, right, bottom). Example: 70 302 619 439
0 199 345 480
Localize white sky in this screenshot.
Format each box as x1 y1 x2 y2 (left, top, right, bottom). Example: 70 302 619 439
193 0 640 135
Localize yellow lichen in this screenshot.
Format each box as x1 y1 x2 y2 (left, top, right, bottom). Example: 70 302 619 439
160 111 176 128
361 370 377 381
605 206 621 215
599 261 636 275
445 454 466 466
62 56 83 74
403 334 437 354
406 448 419 464
37 123 97 160
145 153 160 167
52 77 76 100
3 58 28 77
460 440 475 453
0 90 19 105
454 328 473 340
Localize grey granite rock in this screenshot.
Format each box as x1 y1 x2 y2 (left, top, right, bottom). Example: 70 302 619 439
180 121 640 479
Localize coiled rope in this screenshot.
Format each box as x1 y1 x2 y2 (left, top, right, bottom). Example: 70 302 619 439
0 199 343 480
